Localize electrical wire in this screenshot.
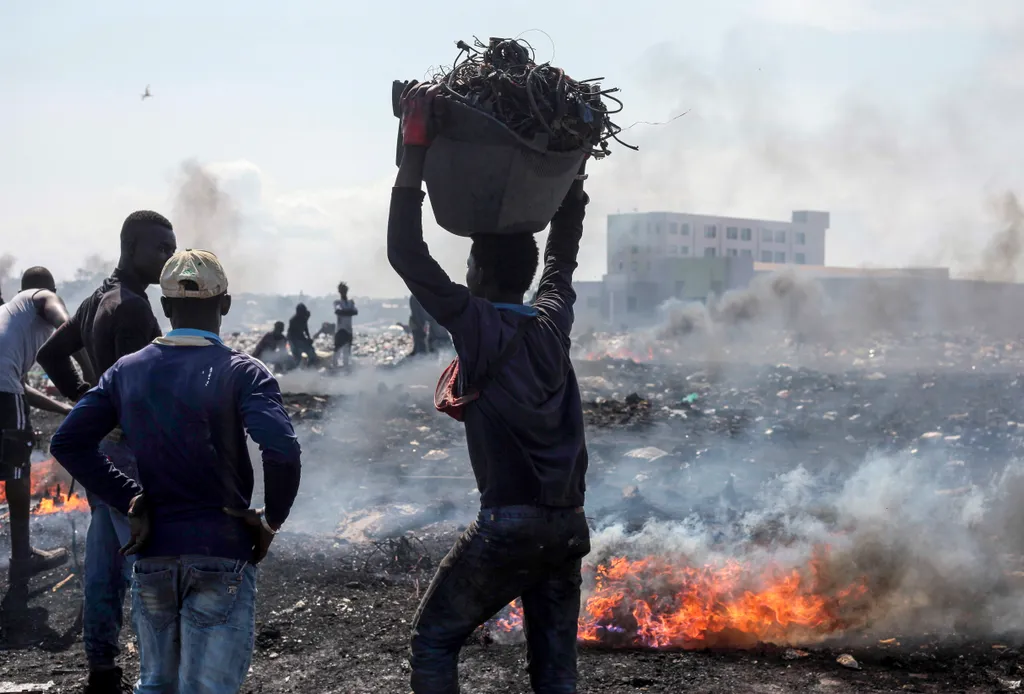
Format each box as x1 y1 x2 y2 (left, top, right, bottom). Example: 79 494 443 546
432 37 636 158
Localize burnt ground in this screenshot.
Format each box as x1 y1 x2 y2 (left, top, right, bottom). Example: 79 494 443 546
5 349 1024 692
4 533 1024 694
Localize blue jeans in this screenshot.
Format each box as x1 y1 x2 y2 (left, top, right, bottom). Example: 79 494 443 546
84 500 135 670
132 556 257 694
410 506 591 694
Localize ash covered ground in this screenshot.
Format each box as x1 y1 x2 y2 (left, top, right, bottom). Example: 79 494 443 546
5 319 1024 692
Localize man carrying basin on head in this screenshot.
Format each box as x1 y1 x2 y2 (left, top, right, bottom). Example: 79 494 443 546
388 82 591 694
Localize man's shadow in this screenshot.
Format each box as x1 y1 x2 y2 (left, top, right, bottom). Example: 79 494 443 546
0 574 82 652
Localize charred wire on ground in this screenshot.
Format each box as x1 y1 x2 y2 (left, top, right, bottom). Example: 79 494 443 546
431 36 637 158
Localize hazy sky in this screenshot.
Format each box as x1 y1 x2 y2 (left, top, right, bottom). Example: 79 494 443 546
3 0 1023 296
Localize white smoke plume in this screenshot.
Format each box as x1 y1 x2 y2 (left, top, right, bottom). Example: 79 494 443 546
170 159 263 291
969 191 1024 282
586 452 1024 645
0 253 15 299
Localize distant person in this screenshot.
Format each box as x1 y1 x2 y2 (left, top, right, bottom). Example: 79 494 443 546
252 321 289 368
36 209 176 693
425 311 452 353
333 282 358 368
50 249 301 694
391 84 591 694
0 267 80 580
286 303 318 368
408 295 428 357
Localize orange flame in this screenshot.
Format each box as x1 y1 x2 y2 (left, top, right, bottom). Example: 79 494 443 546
494 549 867 649
34 487 90 515
0 458 89 515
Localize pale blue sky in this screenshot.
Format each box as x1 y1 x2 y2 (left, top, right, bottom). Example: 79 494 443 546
3 0 1022 295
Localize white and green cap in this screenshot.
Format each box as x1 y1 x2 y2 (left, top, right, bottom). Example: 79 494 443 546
160 249 228 299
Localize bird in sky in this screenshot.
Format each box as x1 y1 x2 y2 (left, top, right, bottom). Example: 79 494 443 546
141 84 152 101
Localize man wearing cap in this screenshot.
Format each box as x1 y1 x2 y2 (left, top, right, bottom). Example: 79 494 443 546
0 266 81 580
51 250 302 694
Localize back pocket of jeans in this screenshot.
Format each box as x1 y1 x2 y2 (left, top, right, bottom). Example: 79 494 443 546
184 568 244 628
133 568 177 632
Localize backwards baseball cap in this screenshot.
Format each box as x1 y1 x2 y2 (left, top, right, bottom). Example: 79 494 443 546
160 249 228 299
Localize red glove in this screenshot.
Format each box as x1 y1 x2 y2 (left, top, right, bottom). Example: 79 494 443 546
400 81 444 147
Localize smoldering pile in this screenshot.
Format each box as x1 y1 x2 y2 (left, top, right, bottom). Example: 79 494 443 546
571 453 1024 650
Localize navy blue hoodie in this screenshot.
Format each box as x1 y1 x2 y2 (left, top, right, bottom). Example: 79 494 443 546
387 184 588 509
51 330 301 560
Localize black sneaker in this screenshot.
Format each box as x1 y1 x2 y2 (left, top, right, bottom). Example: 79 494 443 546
82 667 131 694
9 546 68 579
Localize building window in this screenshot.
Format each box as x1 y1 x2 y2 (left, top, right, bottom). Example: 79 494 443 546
774 251 786 263
647 223 654 234
761 250 772 262
704 247 717 257
775 230 786 243
632 223 640 235
631 262 638 272
795 253 806 264
669 222 678 235
704 225 717 238
681 246 690 255
796 231 806 245
681 223 690 236
726 248 738 256
741 228 752 241
586 297 600 309
618 262 624 270
741 249 752 257
761 229 772 242
669 245 678 254
726 226 738 239
631 246 638 254
627 296 637 312
655 224 661 235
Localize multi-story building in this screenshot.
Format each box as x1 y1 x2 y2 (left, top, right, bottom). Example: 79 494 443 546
605 210 829 283
569 209 830 327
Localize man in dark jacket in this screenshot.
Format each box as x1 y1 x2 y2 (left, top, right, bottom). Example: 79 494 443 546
389 83 591 694
36 210 175 693
51 249 301 693
286 303 318 368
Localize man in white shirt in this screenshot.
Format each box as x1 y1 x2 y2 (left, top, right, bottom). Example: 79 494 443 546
0 267 81 579
332 282 357 369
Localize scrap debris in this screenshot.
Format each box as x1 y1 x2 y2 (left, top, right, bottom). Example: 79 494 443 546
433 36 634 157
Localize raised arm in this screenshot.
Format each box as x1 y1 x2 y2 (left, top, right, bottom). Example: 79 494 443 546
50 374 142 514
533 165 589 336
387 148 471 327
235 359 301 529
387 83 471 328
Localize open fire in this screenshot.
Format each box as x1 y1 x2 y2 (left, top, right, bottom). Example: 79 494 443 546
0 457 89 516
494 547 868 649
